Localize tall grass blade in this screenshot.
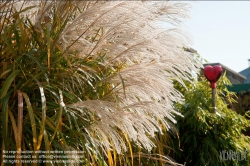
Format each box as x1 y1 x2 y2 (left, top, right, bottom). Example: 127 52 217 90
49 90 64 145
0 70 20 107
43 131 51 166
33 78 47 150
17 90 23 153
46 23 51 71
8 110 18 150
107 150 114 166
124 133 133 166
1 98 9 150
118 73 126 98
23 50 49 83
8 110 22 166
22 92 37 150
0 69 11 79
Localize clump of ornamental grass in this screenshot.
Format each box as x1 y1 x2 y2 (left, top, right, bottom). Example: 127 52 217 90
0 1 201 165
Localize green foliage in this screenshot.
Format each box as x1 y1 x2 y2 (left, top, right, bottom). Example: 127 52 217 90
229 91 250 137
172 73 250 166
230 91 250 115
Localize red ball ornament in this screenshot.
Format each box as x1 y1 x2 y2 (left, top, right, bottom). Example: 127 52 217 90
203 65 223 88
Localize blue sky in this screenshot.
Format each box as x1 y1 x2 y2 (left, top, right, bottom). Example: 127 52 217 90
185 1 250 72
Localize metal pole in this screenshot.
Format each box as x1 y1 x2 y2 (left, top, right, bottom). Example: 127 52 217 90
212 88 216 113
212 88 217 133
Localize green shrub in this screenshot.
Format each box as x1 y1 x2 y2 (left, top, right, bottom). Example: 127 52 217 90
172 73 250 166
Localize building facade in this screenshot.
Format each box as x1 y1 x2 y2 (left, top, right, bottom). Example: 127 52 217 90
239 60 250 83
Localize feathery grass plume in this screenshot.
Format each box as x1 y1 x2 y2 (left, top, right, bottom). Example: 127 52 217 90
1 0 201 165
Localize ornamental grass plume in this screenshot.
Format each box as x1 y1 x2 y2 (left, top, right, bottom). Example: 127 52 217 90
0 1 201 165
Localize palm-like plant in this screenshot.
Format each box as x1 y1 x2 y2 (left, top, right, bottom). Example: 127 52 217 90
0 1 201 165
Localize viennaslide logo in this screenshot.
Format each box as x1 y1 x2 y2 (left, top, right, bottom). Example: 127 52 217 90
219 150 248 162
